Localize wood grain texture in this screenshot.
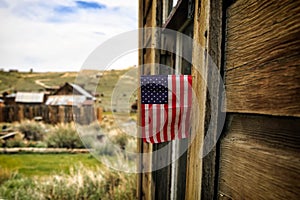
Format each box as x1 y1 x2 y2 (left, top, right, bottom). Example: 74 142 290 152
143 0 152 20
185 0 208 199
152 143 172 200
218 114 300 200
141 0 167 199
225 0 300 117
139 0 154 199
175 140 188 200
200 0 224 199
137 0 143 196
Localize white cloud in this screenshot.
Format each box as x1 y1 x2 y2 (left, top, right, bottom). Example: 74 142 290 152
0 0 138 72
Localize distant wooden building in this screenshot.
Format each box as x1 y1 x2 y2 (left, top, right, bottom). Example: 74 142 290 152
3 93 16 106
3 92 45 106
54 82 94 100
137 0 300 200
15 92 45 105
0 83 98 124
46 82 95 107
45 83 96 124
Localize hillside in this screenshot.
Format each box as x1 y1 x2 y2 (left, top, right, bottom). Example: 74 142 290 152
0 68 136 111
0 71 76 92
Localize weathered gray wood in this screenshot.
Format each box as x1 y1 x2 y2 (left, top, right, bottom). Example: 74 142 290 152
143 0 152 21
200 0 224 199
185 0 208 199
163 0 189 30
152 143 171 200
218 114 300 200
137 1 144 199
175 139 188 200
225 0 300 117
139 0 157 199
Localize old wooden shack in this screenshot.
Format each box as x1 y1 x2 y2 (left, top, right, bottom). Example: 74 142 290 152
0 83 98 124
137 0 300 199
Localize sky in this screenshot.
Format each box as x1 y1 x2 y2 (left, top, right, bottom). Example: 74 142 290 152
0 0 138 72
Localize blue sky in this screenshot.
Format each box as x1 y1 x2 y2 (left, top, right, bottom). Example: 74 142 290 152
0 0 138 72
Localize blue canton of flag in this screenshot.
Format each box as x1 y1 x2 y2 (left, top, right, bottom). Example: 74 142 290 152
141 75 168 104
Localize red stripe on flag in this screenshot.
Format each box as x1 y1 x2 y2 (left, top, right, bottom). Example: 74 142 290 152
177 75 184 139
171 75 176 140
148 104 154 143
141 104 146 143
185 75 192 138
163 104 168 142
156 105 161 143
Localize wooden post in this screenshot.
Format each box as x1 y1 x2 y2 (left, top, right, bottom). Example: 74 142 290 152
28 106 33 120
185 0 210 199
58 106 65 123
18 105 24 122
97 107 103 123
0 107 3 122
43 106 49 123
80 106 85 125
8 106 14 122
49 106 57 124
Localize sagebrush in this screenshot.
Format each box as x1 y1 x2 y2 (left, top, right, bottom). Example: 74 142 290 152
0 165 136 200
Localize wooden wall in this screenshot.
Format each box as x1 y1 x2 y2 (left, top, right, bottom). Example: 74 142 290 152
218 115 300 199
218 0 300 199
138 0 300 199
0 105 98 124
224 0 300 117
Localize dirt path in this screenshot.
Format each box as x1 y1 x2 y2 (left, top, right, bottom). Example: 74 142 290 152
35 79 51 88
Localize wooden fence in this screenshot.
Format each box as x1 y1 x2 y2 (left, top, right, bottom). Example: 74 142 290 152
0 105 102 125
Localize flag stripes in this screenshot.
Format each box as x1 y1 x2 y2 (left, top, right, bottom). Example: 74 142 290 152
141 75 192 143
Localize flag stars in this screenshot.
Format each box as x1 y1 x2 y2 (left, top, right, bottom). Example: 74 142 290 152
141 75 168 104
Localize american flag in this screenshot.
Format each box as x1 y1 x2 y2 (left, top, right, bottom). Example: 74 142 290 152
141 75 192 143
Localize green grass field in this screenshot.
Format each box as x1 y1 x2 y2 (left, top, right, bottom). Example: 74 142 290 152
0 154 102 177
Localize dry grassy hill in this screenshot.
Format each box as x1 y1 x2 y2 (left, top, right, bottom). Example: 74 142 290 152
0 67 137 111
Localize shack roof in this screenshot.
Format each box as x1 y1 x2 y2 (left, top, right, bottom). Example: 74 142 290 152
45 95 87 106
69 83 94 99
15 92 44 103
54 83 94 99
5 93 16 98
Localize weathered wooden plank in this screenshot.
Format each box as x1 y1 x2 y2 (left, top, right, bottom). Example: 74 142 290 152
200 0 224 199
185 0 209 199
175 140 188 200
140 0 159 199
58 106 65 123
0 107 4 122
152 143 172 200
218 114 300 200
137 0 144 196
163 0 189 30
141 144 153 200
225 0 300 117
18 105 24 121
144 4 153 28
143 0 152 21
